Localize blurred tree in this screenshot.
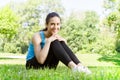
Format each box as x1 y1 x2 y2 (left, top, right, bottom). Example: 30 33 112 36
0 6 19 41
2 0 65 54
15 0 64 27
103 0 120 52
83 11 99 27
60 11 99 53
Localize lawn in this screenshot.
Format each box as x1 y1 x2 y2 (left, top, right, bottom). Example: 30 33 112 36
0 53 120 80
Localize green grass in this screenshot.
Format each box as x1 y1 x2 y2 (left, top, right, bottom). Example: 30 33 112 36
0 65 120 80
0 53 120 80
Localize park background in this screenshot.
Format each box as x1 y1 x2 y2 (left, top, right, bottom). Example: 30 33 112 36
0 0 120 80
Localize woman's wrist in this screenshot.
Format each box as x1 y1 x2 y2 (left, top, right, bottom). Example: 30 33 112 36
46 39 51 43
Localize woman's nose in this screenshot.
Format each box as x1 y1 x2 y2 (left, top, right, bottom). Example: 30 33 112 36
54 25 58 28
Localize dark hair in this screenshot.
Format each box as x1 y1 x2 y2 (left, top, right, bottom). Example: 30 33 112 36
42 12 61 31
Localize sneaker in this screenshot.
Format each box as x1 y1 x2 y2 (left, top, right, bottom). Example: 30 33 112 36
72 66 79 72
77 66 92 74
73 66 92 74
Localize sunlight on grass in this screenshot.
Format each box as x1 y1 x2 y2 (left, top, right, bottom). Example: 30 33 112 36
0 53 118 67
0 59 25 64
0 53 26 64
0 65 120 80
76 53 117 67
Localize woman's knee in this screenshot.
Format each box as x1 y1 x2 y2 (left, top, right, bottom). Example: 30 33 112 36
50 40 60 47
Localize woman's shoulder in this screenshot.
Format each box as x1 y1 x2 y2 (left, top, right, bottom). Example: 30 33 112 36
33 32 40 38
32 32 42 44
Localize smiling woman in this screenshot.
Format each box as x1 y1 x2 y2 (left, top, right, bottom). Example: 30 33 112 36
25 12 91 74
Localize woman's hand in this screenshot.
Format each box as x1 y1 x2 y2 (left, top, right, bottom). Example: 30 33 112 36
54 35 67 43
46 34 57 43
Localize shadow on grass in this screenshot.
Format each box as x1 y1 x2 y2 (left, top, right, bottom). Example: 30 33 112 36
98 53 120 66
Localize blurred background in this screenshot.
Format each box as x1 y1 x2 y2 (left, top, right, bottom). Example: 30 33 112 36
0 0 120 55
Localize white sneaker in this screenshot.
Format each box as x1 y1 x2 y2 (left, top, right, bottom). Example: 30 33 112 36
79 66 92 74
73 66 92 75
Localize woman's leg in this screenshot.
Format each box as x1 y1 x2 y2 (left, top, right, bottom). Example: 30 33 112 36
43 46 59 69
50 40 77 68
60 41 81 65
59 41 92 74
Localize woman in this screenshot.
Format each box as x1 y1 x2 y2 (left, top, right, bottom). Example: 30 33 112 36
26 12 91 74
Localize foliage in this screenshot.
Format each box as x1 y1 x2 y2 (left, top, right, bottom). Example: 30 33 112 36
89 30 116 55
3 43 20 53
83 11 99 27
103 0 120 52
0 5 20 53
15 26 40 54
103 0 117 10
16 0 64 27
60 11 99 53
0 6 19 40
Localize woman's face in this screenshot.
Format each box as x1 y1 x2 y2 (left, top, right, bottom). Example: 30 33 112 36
46 16 61 35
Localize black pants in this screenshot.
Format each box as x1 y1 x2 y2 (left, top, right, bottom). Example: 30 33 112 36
26 40 80 69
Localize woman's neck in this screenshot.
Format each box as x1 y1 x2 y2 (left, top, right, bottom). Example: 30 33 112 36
44 31 52 38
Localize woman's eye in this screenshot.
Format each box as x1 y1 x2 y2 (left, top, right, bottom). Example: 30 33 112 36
57 23 59 25
51 23 54 25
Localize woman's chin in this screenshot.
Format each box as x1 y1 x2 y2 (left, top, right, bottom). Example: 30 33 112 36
52 31 58 35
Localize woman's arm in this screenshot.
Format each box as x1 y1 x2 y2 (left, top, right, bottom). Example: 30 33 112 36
32 33 57 64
